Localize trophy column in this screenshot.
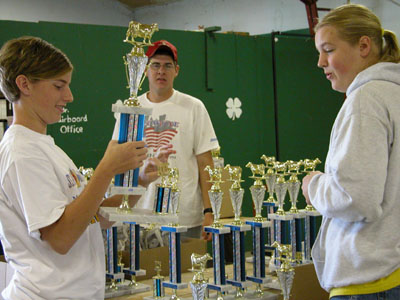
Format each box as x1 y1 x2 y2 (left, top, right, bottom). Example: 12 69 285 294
300 158 322 263
286 161 306 264
106 225 125 291
267 162 293 268
154 163 172 214
123 222 146 285
245 162 272 297
260 155 277 247
203 166 232 298
161 171 188 300
101 21 165 298
224 165 252 297
144 261 167 300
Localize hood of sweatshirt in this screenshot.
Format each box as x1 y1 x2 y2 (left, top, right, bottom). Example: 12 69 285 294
347 62 400 95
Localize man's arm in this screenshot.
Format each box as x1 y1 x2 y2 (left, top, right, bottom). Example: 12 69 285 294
196 150 214 241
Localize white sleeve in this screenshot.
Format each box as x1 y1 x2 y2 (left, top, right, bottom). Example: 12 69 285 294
193 101 219 155
309 95 389 222
3 158 66 239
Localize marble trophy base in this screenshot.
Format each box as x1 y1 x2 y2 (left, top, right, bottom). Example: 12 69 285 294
105 281 150 298
112 102 152 115
144 296 170 300
192 288 278 300
242 289 279 300
99 207 178 224
109 186 146 197
263 277 281 290
267 214 293 222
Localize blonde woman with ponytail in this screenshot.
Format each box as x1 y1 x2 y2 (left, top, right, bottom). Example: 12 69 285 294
302 4 400 300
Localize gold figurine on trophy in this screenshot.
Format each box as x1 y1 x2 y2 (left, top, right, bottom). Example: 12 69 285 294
246 162 266 222
204 166 224 227
303 158 321 211
189 253 212 300
286 160 303 214
273 161 288 216
260 155 277 203
123 21 159 107
224 164 245 225
272 241 295 300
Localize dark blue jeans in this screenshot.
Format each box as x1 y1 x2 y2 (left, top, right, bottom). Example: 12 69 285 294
331 285 400 300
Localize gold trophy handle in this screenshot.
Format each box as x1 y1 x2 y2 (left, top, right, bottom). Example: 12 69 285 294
137 65 149 92
123 55 130 89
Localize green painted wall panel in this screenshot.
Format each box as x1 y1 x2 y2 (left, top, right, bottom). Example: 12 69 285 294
274 34 343 210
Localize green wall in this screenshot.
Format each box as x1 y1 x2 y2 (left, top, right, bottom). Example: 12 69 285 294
0 21 343 248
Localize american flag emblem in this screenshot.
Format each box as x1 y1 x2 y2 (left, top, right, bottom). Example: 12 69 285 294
144 114 178 153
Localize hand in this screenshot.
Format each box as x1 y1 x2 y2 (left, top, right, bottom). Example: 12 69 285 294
101 140 148 177
201 212 214 241
155 144 176 163
139 157 161 187
302 171 322 205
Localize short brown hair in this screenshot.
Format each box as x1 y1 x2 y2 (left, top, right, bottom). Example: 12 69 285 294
315 4 400 63
0 36 73 103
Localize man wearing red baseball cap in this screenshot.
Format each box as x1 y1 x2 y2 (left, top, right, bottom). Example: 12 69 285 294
119 40 219 240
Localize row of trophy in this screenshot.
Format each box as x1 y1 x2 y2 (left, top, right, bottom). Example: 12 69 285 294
187 154 322 300
259 156 321 266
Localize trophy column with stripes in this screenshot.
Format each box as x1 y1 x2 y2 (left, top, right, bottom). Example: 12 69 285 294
105 21 158 297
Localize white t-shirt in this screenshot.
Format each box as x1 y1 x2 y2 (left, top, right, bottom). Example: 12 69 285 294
0 125 105 300
113 90 219 227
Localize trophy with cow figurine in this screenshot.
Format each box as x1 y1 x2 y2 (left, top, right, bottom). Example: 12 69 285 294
272 242 295 300
286 160 306 264
189 253 212 300
224 165 252 295
267 161 293 268
245 161 271 297
160 167 188 300
203 166 232 297
260 155 277 247
110 21 158 210
301 158 322 263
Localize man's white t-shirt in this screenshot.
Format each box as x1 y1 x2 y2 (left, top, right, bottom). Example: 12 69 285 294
113 90 219 227
0 125 105 299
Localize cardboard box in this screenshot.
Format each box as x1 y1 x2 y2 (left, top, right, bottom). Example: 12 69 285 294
287 263 329 300
122 237 207 280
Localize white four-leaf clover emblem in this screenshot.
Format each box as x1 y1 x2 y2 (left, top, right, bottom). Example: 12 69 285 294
226 97 242 120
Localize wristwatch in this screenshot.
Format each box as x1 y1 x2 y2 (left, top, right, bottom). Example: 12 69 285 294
203 207 213 215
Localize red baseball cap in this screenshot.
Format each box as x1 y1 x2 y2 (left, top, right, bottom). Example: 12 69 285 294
146 40 178 62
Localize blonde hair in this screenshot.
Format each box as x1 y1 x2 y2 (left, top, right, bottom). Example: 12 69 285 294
315 4 400 63
0 36 73 103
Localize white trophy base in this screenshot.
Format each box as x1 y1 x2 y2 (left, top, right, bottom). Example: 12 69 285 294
287 211 307 218
300 209 322 217
112 102 153 115
99 207 178 225
109 186 146 196
268 214 294 221
104 281 150 299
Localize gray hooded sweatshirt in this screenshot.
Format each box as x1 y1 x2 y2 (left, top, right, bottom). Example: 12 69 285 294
309 62 400 291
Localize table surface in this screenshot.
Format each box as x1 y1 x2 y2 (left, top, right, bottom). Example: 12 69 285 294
109 262 282 300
